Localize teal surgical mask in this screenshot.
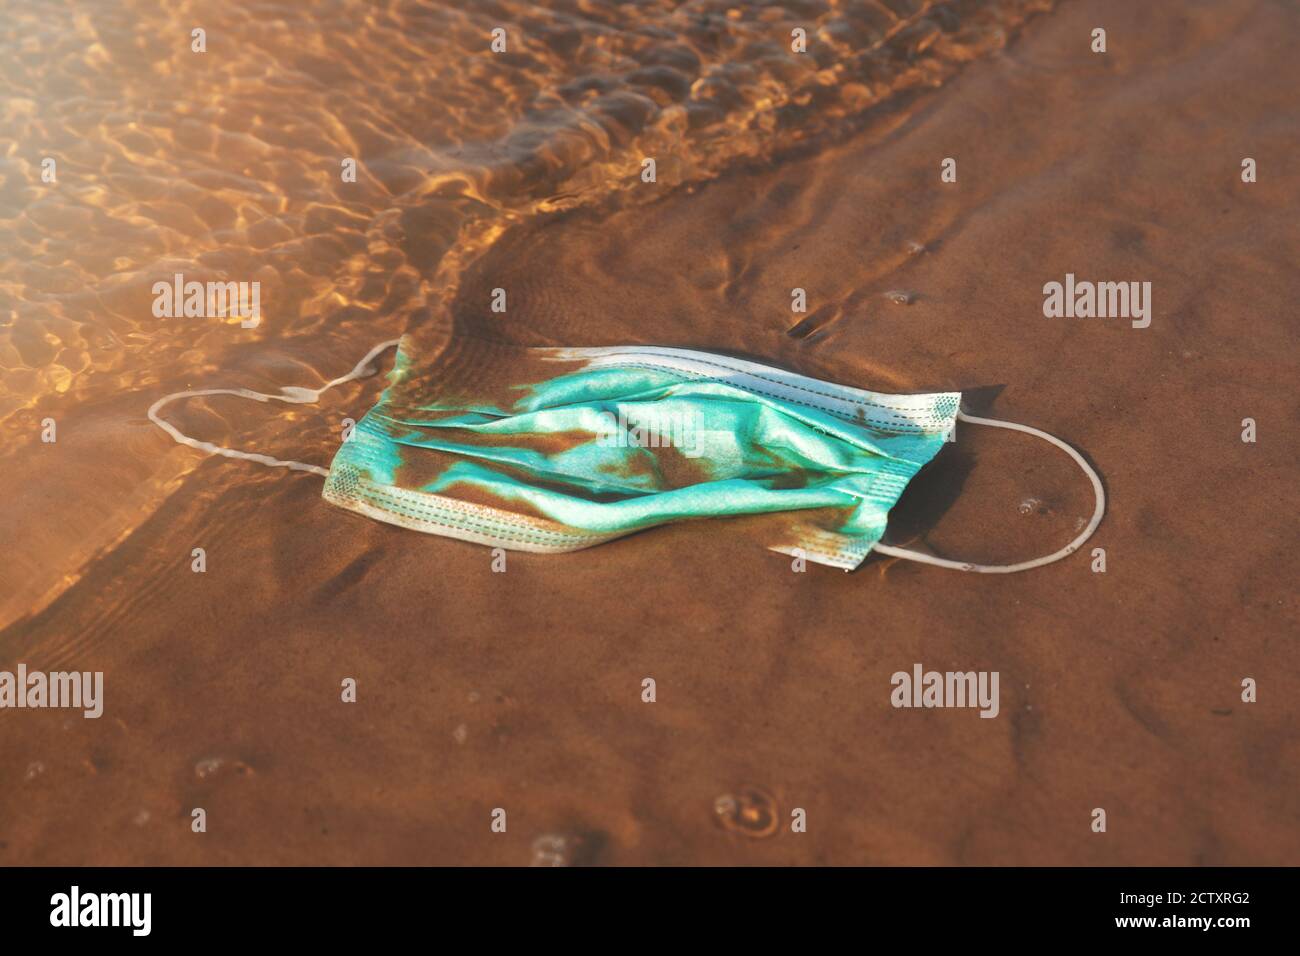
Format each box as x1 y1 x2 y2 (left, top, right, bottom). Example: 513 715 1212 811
150 338 1104 572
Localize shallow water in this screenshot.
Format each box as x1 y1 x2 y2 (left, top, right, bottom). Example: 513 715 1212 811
0 0 1055 629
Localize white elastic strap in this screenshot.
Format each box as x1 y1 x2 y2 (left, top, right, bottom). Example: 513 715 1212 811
147 339 401 478
872 410 1105 573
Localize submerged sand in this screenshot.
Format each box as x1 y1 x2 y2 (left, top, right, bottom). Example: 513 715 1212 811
2 0 1298 865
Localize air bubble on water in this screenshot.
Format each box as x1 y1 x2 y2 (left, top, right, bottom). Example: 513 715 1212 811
194 756 252 780
905 240 926 255
467 691 480 703
713 786 778 838
530 833 574 867
1018 497 1042 515
133 810 151 827
884 290 913 305
452 723 469 745
24 761 45 783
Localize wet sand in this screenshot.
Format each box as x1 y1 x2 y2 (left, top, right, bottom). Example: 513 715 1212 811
2 0 1298 865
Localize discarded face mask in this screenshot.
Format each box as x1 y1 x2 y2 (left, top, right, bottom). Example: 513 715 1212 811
149 337 1104 572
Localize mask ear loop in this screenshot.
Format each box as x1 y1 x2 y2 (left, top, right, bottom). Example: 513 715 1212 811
872 410 1105 573
147 339 401 477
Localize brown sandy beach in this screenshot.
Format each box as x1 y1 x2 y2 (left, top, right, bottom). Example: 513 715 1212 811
1 0 1298 865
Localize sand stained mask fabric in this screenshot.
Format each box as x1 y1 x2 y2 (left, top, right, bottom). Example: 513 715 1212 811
321 339 962 570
